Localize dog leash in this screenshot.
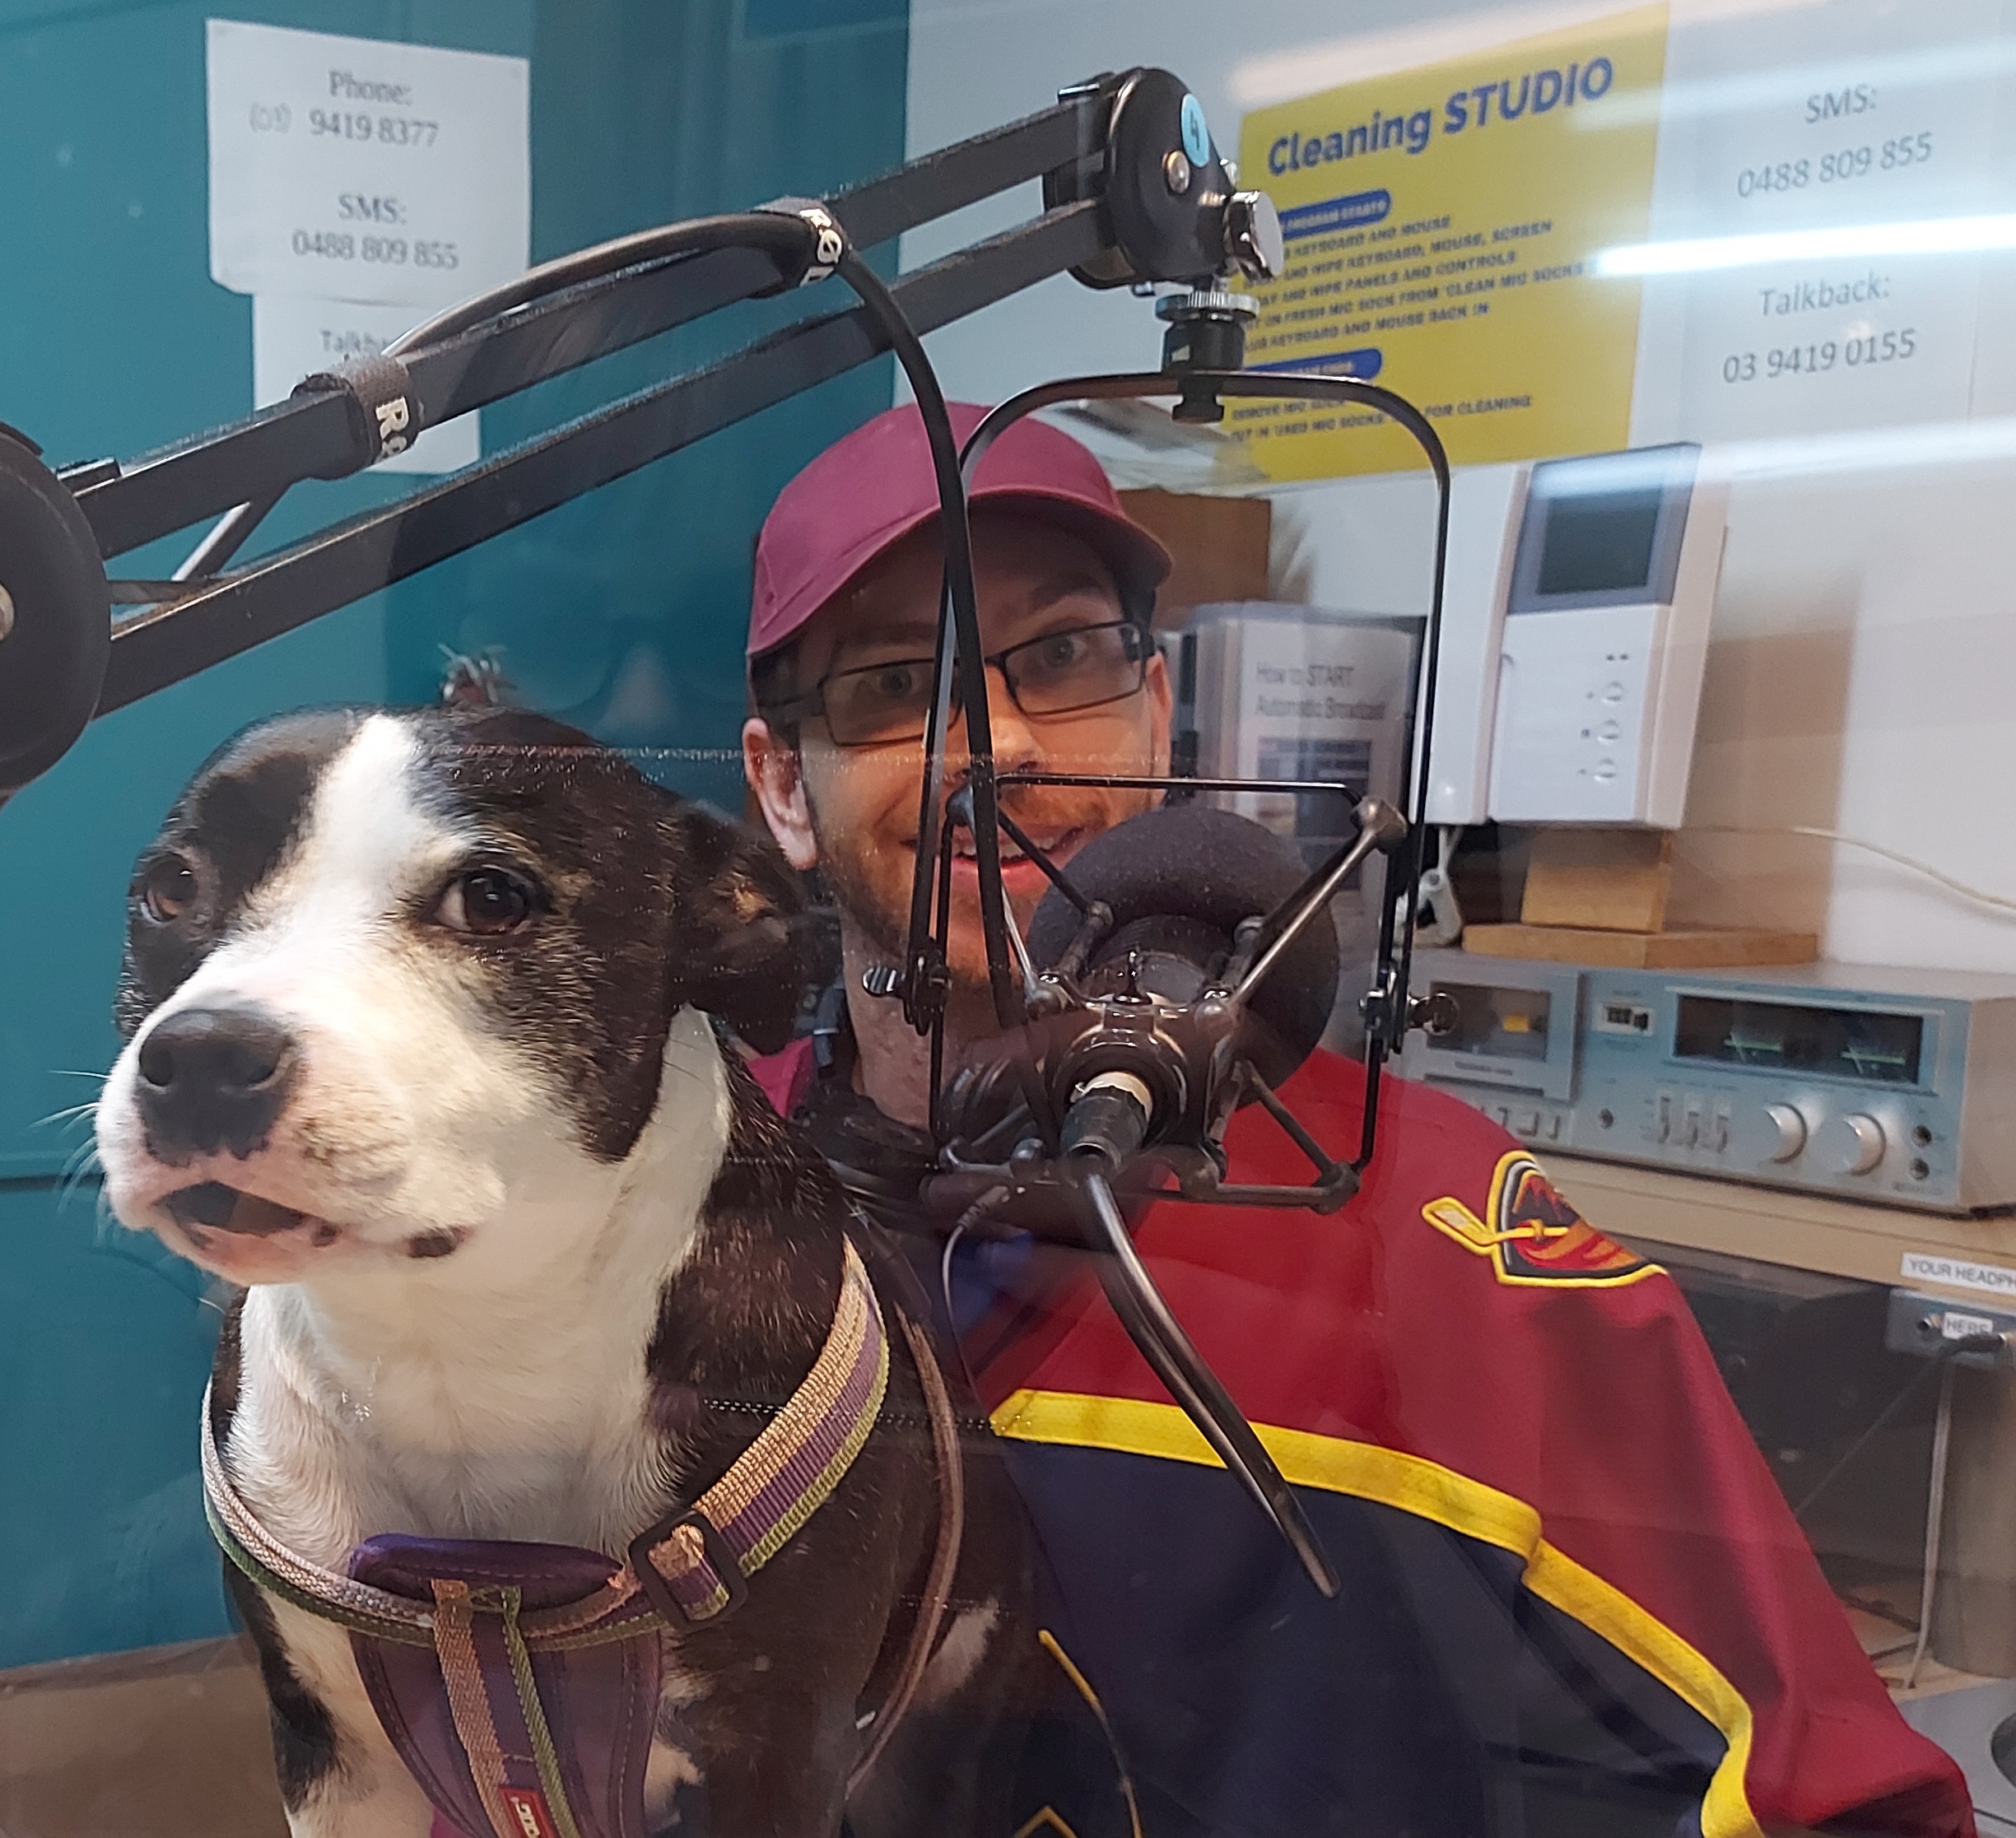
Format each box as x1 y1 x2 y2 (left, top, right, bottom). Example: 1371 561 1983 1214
201 1235 964 1836
846 1233 966 1794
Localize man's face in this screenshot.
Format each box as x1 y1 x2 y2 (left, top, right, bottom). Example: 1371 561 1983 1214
744 509 1171 993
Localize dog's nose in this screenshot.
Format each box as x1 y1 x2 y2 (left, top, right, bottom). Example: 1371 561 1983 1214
135 1006 298 1159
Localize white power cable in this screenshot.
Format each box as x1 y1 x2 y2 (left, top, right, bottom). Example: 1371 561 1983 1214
1692 825 2016 916
1400 825 1466 947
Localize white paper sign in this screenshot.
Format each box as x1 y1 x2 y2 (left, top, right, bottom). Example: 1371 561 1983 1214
207 18 528 306
254 295 479 474
1629 0 2006 445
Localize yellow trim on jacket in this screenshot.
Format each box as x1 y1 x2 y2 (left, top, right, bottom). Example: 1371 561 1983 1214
989 1387 1764 1838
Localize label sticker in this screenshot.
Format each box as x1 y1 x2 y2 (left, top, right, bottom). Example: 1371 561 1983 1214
1901 1250 2016 1299
500 1788 559 1838
207 18 528 305
1942 1309 1998 1341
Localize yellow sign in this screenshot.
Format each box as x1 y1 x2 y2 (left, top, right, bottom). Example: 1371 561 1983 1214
1234 7 1668 480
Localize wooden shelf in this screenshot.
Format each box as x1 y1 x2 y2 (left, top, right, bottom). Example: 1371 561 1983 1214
1544 1152 2016 1294
1462 923 1819 968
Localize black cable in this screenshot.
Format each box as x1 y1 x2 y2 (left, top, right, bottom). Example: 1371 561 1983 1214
389 207 994 1054
174 214 828 579
830 248 1010 1036
387 212 817 358
168 216 975 656
1792 1332 2001 1521
413 220 991 1038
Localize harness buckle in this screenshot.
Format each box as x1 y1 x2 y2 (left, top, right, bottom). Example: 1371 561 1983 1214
627 1505 751 1628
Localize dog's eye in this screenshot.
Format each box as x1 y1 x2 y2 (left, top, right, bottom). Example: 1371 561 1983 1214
435 867 540 937
139 855 198 924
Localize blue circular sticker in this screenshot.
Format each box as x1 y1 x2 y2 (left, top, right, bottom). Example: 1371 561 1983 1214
1180 93 1211 169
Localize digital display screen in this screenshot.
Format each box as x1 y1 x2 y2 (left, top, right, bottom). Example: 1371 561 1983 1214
1432 982 1551 1063
1511 444 1699 612
1673 996 1924 1086
1535 485 1665 597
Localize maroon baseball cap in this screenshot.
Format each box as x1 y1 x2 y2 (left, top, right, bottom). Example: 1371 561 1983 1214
747 401 1171 658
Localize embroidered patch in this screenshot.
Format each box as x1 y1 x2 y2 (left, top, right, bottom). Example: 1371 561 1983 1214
1424 1151 1659 1289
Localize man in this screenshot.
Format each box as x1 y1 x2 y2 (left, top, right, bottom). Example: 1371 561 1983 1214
743 402 1971 1837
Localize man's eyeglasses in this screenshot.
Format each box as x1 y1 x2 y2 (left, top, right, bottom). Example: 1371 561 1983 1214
768 619 1152 748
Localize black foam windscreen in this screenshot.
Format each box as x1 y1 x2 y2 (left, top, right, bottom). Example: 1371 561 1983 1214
1026 804 1342 1086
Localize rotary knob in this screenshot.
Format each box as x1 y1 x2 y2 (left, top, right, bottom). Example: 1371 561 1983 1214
1731 1102 1807 1165
1813 1112 1887 1177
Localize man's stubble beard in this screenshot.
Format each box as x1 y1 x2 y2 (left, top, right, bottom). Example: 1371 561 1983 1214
808 802 910 970
808 807 1013 1006
804 793 1058 1006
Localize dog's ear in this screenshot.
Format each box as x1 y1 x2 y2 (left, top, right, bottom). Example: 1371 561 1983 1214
668 805 827 1055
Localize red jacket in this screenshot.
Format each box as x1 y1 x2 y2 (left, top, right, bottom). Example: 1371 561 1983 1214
760 1038 1970 1836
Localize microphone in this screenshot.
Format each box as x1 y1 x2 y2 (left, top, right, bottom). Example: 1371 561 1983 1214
1026 801 1342 1092
938 799 1393 1193
925 793 1408 1598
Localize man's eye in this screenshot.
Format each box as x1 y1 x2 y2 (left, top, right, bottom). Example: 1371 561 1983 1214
864 663 923 703
139 856 198 924
435 867 541 937
1027 631 1091 677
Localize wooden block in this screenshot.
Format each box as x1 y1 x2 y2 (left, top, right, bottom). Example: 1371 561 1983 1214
1520 826 1675 932
1461 924 1819 968
1118 490 1271 617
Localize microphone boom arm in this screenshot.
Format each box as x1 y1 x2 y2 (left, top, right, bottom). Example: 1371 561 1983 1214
0 70 1265 799
0 68 1461 1603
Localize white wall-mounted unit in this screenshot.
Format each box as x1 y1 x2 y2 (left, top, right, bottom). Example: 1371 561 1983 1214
1487 443 1727 830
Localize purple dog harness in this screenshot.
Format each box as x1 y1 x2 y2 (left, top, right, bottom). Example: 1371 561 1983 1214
202 1240 964 1838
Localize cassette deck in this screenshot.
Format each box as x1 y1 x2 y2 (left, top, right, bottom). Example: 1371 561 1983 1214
1399 952 2016 1213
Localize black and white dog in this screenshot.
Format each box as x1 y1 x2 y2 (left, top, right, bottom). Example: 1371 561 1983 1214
94 706 1009 1838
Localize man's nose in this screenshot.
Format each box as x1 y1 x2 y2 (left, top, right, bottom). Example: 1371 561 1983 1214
135 1005 299 1161
948 663 1042 772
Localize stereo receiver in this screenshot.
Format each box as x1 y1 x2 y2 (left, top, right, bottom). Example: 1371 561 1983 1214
1399 951 2016 1213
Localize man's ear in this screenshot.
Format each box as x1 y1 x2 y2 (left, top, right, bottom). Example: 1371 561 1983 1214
668 803 831 1055
743 717 818 872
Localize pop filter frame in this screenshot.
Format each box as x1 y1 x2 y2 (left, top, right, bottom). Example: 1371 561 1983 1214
899 370 1451 1167
878 368 1450 1597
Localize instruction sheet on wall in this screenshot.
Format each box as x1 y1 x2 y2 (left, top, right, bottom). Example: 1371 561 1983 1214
1236 7 1667 480
1236 0 2016 479
206 19 529 472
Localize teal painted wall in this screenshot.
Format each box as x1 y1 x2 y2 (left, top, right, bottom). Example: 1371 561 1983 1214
0 0 906 1665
